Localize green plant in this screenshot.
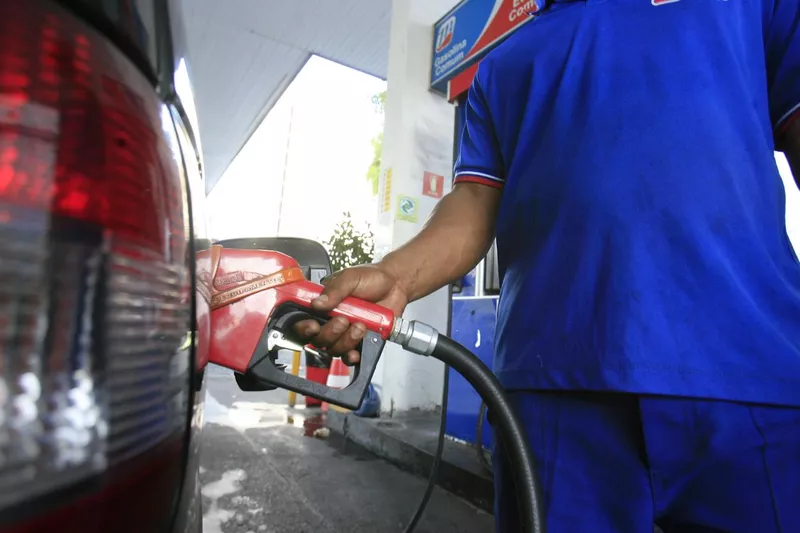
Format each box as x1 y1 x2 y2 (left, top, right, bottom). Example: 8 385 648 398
372 91 386 114
366 91 386 196
366 132 383 195
324 212 375 272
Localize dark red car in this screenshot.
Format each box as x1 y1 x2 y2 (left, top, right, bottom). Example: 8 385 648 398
0 1 209 531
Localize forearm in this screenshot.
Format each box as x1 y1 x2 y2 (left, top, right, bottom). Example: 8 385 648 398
780 116 800 189
381 182 501 302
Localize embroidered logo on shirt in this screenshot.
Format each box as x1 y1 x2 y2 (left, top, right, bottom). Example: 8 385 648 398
652 0 680 5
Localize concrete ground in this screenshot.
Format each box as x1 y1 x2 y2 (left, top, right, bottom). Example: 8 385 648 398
200 364 494 533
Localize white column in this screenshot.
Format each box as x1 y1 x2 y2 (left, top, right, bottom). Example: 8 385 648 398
372 0 461 415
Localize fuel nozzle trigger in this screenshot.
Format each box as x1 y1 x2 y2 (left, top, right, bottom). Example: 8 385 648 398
246 304 386 410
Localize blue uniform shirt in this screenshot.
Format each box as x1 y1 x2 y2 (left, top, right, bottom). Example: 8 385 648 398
454 0 800 406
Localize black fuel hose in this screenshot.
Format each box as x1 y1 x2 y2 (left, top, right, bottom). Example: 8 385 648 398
429 335 545 533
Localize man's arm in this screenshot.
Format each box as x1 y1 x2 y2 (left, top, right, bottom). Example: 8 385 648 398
383 66 505 301
382 182 502 302
299 64 506 360
298 181 500 362
336 61 505 305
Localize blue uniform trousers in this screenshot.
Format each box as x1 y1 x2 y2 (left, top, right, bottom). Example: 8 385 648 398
493 391 800 533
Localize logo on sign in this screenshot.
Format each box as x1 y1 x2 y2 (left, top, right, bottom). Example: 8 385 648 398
435 16 456 52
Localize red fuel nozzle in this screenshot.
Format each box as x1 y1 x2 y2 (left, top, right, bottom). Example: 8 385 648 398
205 245 395 410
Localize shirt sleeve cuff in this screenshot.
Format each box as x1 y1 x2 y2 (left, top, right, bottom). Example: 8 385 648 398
453 171 505 189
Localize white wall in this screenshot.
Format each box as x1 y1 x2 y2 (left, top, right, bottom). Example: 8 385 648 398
370 0 462 415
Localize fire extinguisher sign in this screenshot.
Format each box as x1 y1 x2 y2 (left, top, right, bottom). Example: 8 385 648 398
422 171 444 199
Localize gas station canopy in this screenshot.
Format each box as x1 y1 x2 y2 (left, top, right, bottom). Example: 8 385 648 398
184 0 540 192
181 0 393 191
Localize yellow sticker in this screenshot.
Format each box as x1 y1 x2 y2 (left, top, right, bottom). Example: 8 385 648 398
381 168 393 213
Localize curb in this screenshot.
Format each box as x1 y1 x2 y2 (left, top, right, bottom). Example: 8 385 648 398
325 410 494 512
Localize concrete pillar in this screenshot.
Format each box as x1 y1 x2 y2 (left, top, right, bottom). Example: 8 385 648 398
371 0 460 415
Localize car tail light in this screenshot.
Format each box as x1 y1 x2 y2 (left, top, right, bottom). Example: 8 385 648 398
0 0 192 530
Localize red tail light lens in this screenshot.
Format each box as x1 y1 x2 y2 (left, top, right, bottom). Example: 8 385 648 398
0 0 191 528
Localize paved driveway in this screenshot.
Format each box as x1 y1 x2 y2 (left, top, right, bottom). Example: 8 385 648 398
200 365 493 533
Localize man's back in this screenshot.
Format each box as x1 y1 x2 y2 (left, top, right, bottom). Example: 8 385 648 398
454 0 800 405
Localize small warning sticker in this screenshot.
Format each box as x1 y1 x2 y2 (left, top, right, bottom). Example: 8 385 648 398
381 168 393 213
422 171 444 199
396 196 419 223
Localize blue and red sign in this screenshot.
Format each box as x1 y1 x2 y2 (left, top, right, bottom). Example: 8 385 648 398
431 0 540 92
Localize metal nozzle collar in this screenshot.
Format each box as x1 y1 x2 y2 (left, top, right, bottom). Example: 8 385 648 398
389 318 439 356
